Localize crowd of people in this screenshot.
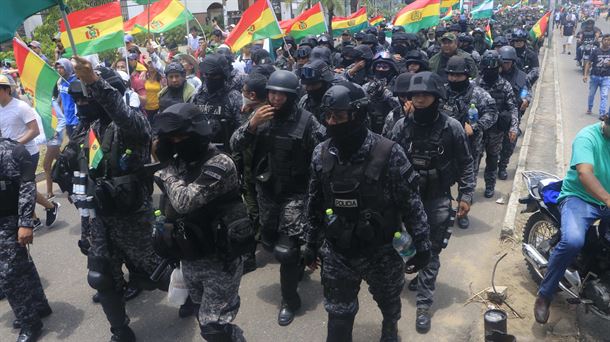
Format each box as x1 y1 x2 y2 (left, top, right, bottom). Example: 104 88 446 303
0 4 582 342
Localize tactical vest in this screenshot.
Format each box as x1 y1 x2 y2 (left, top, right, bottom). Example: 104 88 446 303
320 136 401 255
0 139 19 217
398 115 458 199
253 108 312 197
195 90 237 151
476 78 511 131
299 95 324 124
88 122 150 216
504 69 528 109
440 85 474 124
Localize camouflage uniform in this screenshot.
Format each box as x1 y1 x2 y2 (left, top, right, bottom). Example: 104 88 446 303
306 131 430 339
515 47 540 85
155 151 246 341
85 78 166 331
500 66 531 174
440 82 498 178
0 139 48 331
192 83 243 152
387 114 474 309
230 104 325 313
476 76 519 189
362 81 401 134
382 105 407 138
229 69 248 93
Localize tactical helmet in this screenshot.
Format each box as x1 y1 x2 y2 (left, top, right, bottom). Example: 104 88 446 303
317 35 332 46
435 26 448 39
96 66 126 95
480 50 503 69
216 46 235 63
492 36 509 48
310 46 332 65
266 70 299 94
458 33 474 44
472 27 485 36
299 59 334 84
511 28 528 41
444 55 470 75
201 54 232 79
406 71 446 99
498 46 518 61
404 50 429 70
393 72 414 96
449 23 462 33
354 32 366 41
300 35 318 47
392 32 408 43
296 45 312 59
362 33 378 45
165 62 186 76
353 45 374 61
321 83 368 118
405 33 420 45
154 103 212 137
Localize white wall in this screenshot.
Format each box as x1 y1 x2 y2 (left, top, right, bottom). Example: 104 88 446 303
23 15 43 39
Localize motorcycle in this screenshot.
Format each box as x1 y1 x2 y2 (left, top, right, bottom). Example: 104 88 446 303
520 170 610 318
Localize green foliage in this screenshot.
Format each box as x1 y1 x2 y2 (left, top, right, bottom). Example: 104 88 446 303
0 51 15 65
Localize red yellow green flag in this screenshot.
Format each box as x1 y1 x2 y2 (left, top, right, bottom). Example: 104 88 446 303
58 1 124 57
440 0 459 8
485 23 493 46
12 38 60 140
369 15 384 26
332 7 368 37
393 0 440 33
530 11 551 41
88 128 103 170
280 3 327 41
124 0 194 34
225 0 282 53
441 8 454 21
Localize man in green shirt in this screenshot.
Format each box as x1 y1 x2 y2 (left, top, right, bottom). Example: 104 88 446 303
535 119 610 324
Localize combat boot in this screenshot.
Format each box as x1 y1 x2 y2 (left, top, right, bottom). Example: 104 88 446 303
278 296 301 326
16 321 42 342
179 296 199 318
498 168 508 180
416 308 431 334
327 314 354 342
484 185 495 198
13 303 52 329
243 252 257 275
110 325 135 342
380 320 398 342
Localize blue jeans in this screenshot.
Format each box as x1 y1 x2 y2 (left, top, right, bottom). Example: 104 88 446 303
538 196 610 299
587 75 610 116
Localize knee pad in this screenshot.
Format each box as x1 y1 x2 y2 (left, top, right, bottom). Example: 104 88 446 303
87 256 114 291
200 323 232 342
273 234 300 264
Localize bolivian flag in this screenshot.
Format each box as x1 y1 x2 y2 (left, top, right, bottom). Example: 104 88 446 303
485 23 493 46
393 0 440 33
12 38 60 140
225 0 282 53
88 128 103 170
441 8 454 21
58 2 124 57
440 0 459 9
369 15 384 27
332 7 368 37
280 3 327 41
124 0 194 34
530 11 550 41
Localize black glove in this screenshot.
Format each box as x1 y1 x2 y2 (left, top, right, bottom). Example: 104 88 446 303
302 244 318 267
78 239 90 256
405 249 431 274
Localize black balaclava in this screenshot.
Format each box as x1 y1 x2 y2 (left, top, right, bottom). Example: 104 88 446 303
307 82 328 103
392 44 407 57
205 75 225 93
157 134 209 163
274 94 298 118
449 77 470 93
328 115 368 159
413 99 440 125
482 68 500 84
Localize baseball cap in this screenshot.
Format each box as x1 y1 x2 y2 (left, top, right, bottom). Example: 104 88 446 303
441 33 457 41
29 40 41 48
0 75 11 86
124 34 134 43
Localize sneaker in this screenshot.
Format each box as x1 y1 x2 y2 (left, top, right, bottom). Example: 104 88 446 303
45 201 60 227
32 218 42 232
586 110 593 115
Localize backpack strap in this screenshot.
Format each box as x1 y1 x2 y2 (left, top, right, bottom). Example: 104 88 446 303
364 137 395 181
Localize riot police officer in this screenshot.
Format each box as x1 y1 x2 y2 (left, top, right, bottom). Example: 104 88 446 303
382 72 414 136
475 51 519 198
304 83 430 342
298 59 338 123
364 52 401 134
343 45 374 85
0 137 51 342
193 54 242 152
387 71 474 334
154 103 253 342
440 56 498 229
404 50 429 73
510 28 540 85
498 46 531 180
230 70 326 326
72 57 169 342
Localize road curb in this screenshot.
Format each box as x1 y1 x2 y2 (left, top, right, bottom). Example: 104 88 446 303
553 40 566 176
500 44 550 239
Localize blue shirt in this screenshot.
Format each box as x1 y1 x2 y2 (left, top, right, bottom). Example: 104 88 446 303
58 75 78 126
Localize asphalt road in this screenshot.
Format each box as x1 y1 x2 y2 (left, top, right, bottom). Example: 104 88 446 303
0 72 530 342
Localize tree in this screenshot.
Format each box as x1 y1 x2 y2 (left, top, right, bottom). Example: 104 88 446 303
298 0 345 36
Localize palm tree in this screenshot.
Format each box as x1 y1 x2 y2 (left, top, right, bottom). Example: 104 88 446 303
297 0 345 36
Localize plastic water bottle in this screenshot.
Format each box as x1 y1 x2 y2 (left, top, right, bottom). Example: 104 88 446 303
153 210 166 236
392 231 416 263
467 104 478 123
325 208 337 226
119 149 132 172
519 88 529 100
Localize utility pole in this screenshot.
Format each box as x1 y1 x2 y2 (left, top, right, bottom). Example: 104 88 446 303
549 0 555 48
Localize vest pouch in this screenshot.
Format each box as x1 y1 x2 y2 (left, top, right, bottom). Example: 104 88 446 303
254 155 272 183
355 210 380 243
173 219 211 261
437 159 458 192
94 175 144 216
152 222 182 260
497 110 512 131
225 217 256 259
330 181 361 219
411 153 432 170
0 180 19 216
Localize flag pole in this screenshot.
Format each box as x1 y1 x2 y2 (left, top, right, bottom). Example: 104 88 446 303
57 0 87 96
147 0 151 38
266 0 290 54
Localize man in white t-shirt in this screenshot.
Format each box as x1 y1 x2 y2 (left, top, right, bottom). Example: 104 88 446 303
0 75 59 228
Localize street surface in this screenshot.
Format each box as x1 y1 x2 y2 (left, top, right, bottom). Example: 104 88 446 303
2 21 603 341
